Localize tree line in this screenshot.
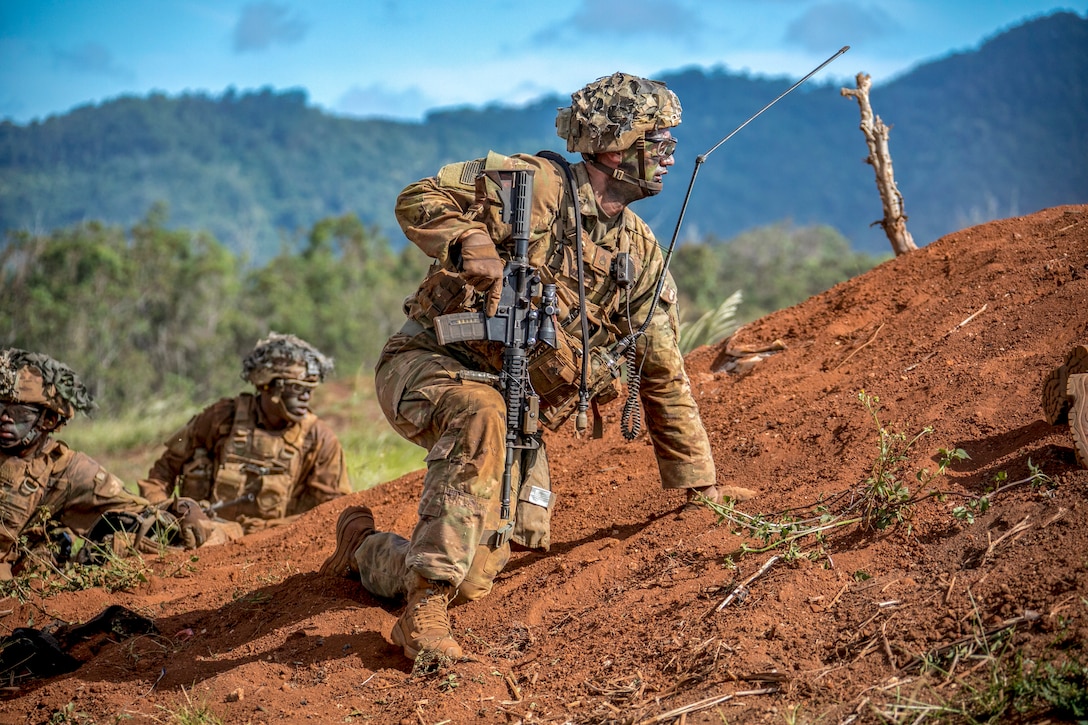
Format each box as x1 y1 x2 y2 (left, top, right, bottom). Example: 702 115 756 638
3 11 1083 260
1 206 884 416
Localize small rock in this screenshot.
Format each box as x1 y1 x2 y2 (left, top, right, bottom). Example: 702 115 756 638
225 688 244 703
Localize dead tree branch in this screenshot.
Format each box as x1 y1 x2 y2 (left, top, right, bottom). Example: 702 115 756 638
841 73 917 256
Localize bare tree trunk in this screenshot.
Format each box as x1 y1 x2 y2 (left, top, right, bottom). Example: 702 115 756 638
841 73 917 255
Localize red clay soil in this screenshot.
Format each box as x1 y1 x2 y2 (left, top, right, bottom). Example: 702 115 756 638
3 205 1087 725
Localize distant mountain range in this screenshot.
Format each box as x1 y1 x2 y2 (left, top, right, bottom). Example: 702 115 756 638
1 11 1084 256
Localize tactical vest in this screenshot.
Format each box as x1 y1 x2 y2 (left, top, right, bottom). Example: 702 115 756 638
0 448 59 562
408 152 672 429
199 394 316 520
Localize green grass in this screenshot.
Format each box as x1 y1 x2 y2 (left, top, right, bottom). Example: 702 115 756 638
310 372 422 490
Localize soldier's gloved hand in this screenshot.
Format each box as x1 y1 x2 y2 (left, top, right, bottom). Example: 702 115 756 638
173 497 209 522
172 497 212 548
459 231 504 317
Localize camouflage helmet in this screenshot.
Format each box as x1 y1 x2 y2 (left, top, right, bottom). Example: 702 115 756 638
556 72 682 154
241 333 333 388
0 348 95 419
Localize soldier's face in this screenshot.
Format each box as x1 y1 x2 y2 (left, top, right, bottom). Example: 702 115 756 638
277 380 313 420
0 402 41 451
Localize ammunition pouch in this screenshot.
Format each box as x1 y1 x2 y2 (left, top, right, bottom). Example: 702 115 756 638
415 264 482 321
179 447 213 501
529 327 622 430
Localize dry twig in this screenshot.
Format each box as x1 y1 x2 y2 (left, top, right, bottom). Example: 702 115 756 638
635 688 779 725
834 323 885 369
710 555 780 615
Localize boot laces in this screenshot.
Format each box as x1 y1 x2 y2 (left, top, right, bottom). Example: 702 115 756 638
412 587 453 632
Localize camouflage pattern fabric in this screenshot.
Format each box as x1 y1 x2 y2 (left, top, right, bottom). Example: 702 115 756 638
0 438 148 577
0 348 96 419
556 71 682 154
139 393 350 531
241 333 334 388
366 151 714 596
371 330 513 591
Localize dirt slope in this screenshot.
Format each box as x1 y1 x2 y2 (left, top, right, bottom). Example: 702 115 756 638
3 205 1087 725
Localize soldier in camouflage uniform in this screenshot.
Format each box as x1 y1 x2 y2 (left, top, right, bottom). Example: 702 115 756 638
0 348 221 580
321 73 755 661
139 333 351 533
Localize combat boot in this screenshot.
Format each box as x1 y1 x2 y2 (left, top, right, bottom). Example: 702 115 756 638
1067 373 1088 469
391 575 463 660
318 506 375 577
1042 344 1088 425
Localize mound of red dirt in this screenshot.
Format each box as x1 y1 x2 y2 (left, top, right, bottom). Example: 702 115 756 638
4 205 1086 724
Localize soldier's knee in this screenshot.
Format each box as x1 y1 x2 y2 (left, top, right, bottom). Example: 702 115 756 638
454 543 509 604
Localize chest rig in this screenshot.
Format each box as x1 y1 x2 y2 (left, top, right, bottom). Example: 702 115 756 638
0 444 77 561
410 153 652 431
202 394 315 520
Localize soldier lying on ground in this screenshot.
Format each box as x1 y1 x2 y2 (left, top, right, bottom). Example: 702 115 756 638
139 333 352 534
320 72 757 661
0 348 232 581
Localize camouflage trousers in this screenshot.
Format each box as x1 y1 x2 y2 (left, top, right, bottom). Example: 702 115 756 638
368 324 552 602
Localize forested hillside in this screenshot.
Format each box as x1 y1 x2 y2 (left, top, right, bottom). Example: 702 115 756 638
1 11 1084 257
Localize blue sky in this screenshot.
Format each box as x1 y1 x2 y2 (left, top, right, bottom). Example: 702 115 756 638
0 1 1080 124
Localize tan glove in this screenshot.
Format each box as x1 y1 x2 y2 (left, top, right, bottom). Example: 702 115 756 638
166 497 214 548
459 232 504 317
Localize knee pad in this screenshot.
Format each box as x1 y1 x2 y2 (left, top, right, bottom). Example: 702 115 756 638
455 543 510 603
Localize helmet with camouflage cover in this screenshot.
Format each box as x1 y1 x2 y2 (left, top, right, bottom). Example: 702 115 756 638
556 72 682 154
241 333 333 389
0 348 95 420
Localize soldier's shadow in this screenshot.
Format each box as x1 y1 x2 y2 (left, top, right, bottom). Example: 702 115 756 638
16 571 412 699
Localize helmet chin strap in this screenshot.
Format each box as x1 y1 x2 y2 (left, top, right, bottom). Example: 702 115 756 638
264 380 305 423
587 137 663 198
1 409 49 452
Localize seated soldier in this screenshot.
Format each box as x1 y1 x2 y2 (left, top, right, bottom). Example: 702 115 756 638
138 333 351 533
0 348 227 580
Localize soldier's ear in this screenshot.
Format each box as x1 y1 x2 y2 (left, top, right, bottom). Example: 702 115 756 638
38 409 64 432
594 151 623 169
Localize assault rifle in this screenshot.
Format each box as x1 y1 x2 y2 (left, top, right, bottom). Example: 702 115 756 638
206 491 256 515
433 169 559 528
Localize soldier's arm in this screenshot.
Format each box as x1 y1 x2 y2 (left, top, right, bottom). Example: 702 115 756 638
619 227 716 491
49 448 150 535
395 173 488 264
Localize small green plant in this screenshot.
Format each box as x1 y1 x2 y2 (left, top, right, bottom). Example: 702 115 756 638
47 702 93 724
0 529 152 602
700 391 953 560
436 672 461 692
857 390 932 530
701 390 1055 563
679 289 742 355
953 458 1052 524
